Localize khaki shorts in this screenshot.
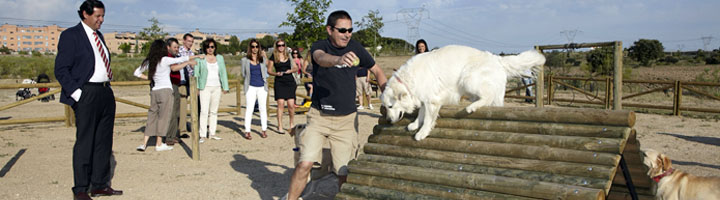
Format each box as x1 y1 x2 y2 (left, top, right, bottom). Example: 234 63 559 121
355 76 372 97
298 108 358 176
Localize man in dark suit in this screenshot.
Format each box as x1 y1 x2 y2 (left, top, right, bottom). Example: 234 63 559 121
54 1 122 199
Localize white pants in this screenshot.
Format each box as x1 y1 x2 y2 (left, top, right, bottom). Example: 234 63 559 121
244 86 268 133
199 86 222 138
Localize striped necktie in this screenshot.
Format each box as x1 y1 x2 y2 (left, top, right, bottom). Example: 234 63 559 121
93 32 112 80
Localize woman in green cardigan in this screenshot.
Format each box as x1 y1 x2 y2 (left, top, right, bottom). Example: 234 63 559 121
194 39 229 143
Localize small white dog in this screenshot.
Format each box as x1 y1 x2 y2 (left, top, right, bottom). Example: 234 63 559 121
381 45 545 140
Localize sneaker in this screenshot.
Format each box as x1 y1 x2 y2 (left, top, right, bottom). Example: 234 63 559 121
199 138 205 144
280 193 303 200
210 136 222 140
136 144 146 152
368 104 374 110
155 143 173 151
356 105 364 110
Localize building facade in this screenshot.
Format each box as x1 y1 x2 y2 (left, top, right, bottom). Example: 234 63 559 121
0 24 65 53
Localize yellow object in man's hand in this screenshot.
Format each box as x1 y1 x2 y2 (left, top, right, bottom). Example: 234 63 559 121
352 58 360 66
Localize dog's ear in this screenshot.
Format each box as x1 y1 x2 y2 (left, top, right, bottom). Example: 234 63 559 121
660 154 672 171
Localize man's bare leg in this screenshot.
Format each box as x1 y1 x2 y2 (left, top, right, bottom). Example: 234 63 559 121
288 161 314 200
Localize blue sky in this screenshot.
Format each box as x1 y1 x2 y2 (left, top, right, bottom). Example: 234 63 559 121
1 0 719 53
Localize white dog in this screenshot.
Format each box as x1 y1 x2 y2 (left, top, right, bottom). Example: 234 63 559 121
380 45 545 140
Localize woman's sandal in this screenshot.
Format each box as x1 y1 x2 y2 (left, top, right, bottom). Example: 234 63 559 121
244 132 252 140
261 131 268 138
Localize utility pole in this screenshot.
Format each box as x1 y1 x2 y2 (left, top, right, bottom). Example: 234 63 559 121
701 36 713 51
397 5 429 52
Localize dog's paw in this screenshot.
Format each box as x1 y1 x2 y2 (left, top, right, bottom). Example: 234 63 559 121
414 130 430 141
465 106 477 113
407 121 420 131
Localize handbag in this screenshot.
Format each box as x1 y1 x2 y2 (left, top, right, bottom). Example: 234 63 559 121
292 72 302 85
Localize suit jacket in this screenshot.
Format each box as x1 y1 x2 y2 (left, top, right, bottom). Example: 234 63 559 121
240 57 269 93
54 23 110 106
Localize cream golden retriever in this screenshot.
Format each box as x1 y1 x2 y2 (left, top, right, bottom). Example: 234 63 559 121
380 45 545 140
642 149 720 200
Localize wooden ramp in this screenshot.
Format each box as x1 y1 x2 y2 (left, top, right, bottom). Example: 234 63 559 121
336 106 655 200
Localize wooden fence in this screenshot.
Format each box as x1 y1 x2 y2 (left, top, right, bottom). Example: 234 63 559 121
505 75 720 115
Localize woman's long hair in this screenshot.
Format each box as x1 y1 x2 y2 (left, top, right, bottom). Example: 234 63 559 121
143 39 168 81
415 39 428 54
245 39 263 63
272 39 287 63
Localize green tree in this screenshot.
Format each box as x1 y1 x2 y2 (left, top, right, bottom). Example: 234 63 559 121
229 36 241 55
355 9 383 56
118 43 132 54
279 0 332 50
585 47 614 76
139 17 168 55
260 35 276 50
0 45 11 54
628 39 664 66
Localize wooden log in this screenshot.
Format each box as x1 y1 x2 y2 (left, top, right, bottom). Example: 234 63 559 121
115 112 147 118
368 135 620 166
341 184 448 200
606 191 655 200
115 97 150 109
0 116 66 125
622 85 673 100
348 161 605 200
384 105 635 127
190 78 200 161
363 143 616 179
334 193 379 200
609 185 655 196
0 82 60 89
0 89 61 112
373 125 625 153
379 118 631 138
64 105 74 127
612 169 652 188
358 154 609 190
346 174 536 200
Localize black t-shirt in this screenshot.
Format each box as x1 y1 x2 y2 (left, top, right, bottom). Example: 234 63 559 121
310 39 375 115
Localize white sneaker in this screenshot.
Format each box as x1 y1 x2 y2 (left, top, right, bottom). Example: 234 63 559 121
199 138 205 144
357 105 364 110
136 144 146 152
210 136 222 140
368 104 374 110
155 143 173 151
280 193 303 200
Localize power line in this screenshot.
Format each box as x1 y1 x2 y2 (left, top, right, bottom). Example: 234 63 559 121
396 6 429 48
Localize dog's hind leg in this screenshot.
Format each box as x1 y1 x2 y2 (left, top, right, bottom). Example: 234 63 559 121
414 102 441 141
465 94 494 113
407 103 426 131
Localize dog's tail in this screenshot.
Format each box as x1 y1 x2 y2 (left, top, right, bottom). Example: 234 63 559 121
500 50 546 78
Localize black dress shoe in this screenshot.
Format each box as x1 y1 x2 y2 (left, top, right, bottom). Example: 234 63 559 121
90 187 123 197
74 192 93 200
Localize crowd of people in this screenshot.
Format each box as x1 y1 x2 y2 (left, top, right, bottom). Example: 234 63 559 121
56 1 394 199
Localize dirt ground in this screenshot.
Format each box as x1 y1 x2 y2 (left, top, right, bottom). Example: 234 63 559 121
0 56 719 199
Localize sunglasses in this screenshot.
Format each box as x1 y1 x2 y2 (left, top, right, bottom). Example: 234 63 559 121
333 27 353 33
251 45 259 49
277 44 286 47
208 46 216 49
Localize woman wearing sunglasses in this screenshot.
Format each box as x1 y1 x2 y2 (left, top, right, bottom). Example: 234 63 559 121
193 38 230 143
241 39 268 139
268 39 298 134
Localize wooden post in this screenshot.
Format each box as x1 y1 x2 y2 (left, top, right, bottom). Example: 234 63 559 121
535 46 544 108
613 41 623 110
547 74 553 105
673 80 682 116
64 105 74 127
605 77 612 110
236 76 243 116
189 78 200 161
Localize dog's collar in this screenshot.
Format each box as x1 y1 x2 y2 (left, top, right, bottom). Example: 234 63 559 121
651 168 674 183
394 76 413 97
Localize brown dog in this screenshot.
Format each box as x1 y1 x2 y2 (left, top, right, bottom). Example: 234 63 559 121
642 149 720 200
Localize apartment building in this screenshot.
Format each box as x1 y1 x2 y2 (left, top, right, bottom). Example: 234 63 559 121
0 24 65 53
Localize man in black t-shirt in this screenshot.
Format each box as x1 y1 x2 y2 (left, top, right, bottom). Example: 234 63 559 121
285 10 387 200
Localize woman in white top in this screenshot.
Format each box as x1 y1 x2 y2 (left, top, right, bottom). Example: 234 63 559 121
193 39 230 143
134 39 203 151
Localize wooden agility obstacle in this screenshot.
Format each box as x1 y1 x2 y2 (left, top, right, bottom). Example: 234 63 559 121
335 106 655 200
